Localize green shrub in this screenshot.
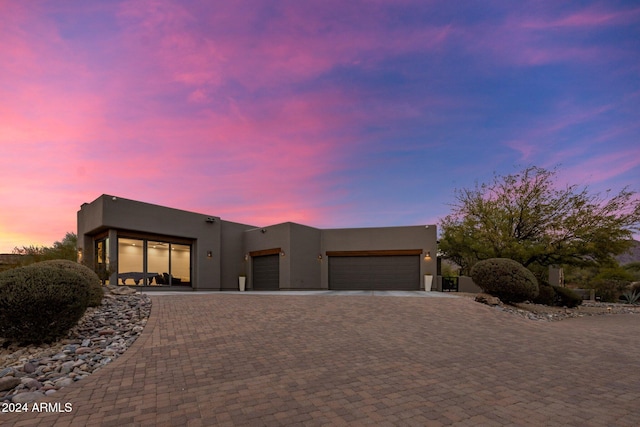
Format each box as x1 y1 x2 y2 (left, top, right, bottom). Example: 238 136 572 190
593 279 629 303
621 290 640 305
471 258 539 303
533 284 556 306
0 262 91 344
552 286 582 308
41 260 103 307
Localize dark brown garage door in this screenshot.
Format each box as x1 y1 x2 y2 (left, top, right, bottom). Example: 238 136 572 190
328 253 420 290
252 254 280 290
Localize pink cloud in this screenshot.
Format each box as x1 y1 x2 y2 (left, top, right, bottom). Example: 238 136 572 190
454 3 640 67
503 101 617 162
522 5 640 29
113 0 453 92
556 149 640 188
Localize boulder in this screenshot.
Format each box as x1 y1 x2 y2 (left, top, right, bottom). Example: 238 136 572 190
11 391 44 403
0 376 21 392
107 286 137 295
475 293 502 306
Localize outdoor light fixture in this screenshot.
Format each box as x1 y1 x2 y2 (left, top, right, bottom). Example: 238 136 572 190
280 251 285 257
261 228 267 233
205 217 215 223
424 251 431 260
207 251 212 258
244 254 249 261
317 254 323 260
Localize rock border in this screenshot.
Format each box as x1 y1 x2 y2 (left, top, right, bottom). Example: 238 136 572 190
0 286 151 403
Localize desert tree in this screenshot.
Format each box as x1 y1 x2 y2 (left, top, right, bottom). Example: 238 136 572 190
439 166 640 277
13 232 77 264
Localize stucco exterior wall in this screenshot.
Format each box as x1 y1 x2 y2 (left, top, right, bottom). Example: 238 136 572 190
321 225 437 290
78 195 439 292
77 195 254 290
289 224 322 289
243 223 291 290
220 220 255 290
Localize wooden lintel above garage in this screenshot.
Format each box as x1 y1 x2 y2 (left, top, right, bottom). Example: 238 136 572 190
325 249 423 257
249 248 282 257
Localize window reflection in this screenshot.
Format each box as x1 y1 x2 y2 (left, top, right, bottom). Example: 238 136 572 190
116 237 191 287
95 238 110 285
118 238 144 285
147 241 169 285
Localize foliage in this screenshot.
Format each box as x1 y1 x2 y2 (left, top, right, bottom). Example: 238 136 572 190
552 286 582 308
592 280 629 303
0 261 90 344
563 264 599 288
440 261 460 277
41 260 104 307
533 284 556 306
439 166 640 276
12 232 78 265
593 266 635 283
621 290 640 305
589 266 634 302
470 258 539 303
95 262 116 286
622 262 640 281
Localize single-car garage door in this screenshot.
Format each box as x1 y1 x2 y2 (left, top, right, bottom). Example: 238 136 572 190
252 253 280 290
328 250 421 290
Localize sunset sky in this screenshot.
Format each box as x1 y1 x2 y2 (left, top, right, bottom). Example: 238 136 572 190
1 0 639 253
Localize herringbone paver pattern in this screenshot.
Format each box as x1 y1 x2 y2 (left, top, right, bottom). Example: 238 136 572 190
2 294 639 426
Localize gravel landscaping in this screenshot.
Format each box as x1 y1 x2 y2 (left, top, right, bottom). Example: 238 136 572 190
0 286 151 403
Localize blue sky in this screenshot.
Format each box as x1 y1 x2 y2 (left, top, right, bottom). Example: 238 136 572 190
1 0 639 252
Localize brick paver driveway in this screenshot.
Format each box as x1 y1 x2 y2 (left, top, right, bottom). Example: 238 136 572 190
3 294 640 426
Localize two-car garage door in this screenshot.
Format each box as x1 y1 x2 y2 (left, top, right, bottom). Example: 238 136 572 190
328 250 421 291
251 248 422 291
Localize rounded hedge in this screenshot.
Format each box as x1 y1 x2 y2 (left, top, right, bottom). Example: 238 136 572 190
533 284 556 306
471 258 539 303
39 260 104 307
552 286 582 308
0 261 91 344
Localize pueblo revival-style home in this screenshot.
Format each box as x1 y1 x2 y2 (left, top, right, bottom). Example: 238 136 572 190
77 195 439 291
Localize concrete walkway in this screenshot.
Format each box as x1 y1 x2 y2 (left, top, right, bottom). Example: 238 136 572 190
3 294 640 426
141 290 460 297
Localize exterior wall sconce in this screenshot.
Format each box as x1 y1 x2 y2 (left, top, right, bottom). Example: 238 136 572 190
280 251 285 257
424 251 431 260
317 254 323 260
261 228 267 233
207 251 212 258
205 217 215 223
244 254 249 261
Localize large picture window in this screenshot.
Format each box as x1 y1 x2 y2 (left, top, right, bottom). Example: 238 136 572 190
117 237 191 287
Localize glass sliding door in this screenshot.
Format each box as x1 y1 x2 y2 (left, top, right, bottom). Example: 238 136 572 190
118 238 144 285
147 241 169 286
171 244 191 286
116 236 191 287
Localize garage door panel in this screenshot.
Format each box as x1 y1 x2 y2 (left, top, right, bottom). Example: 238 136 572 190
329 255 419 290
253 254 279 290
